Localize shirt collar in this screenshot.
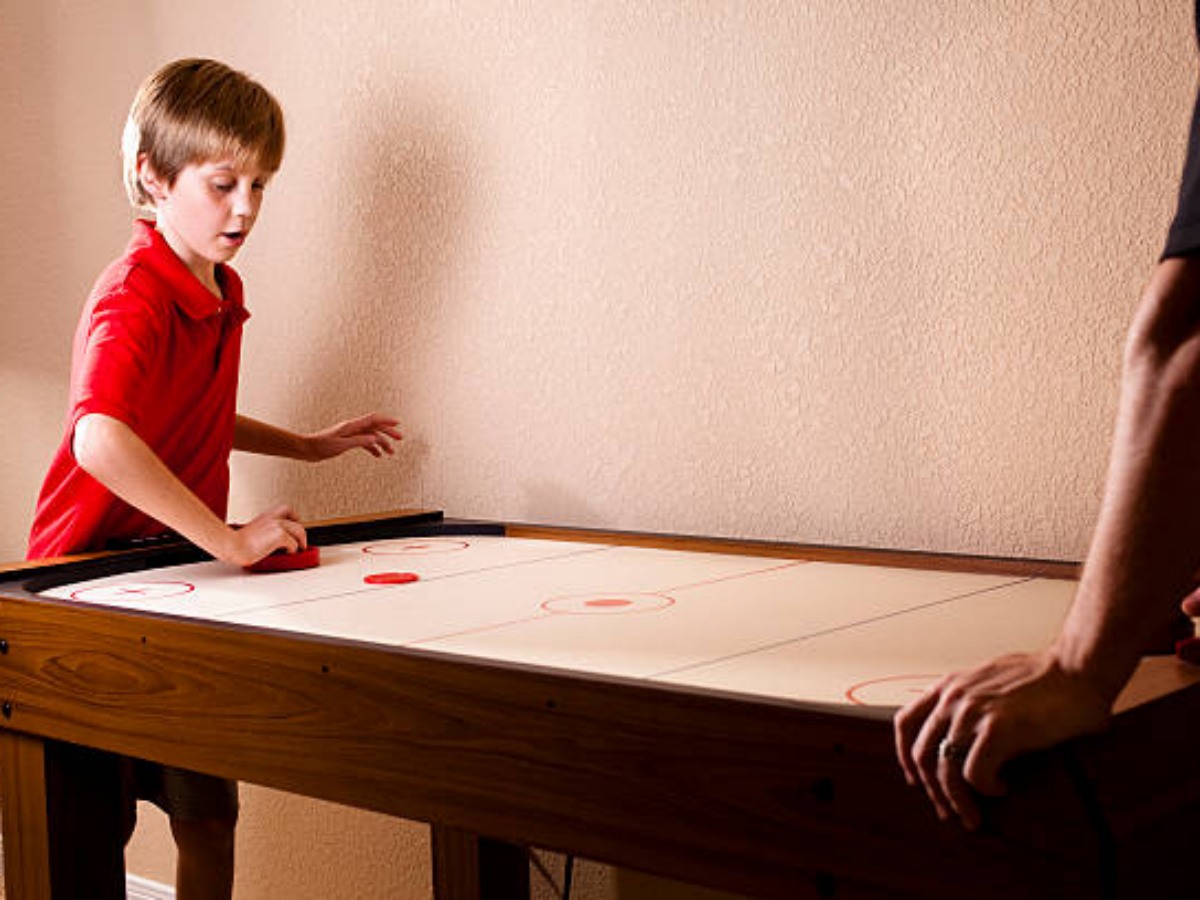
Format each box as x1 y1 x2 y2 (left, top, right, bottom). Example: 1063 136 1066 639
127 218 247 321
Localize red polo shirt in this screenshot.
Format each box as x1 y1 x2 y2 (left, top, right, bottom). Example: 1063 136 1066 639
28 219 250 559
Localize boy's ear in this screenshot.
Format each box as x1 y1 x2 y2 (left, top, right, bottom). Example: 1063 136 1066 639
136 154 168 204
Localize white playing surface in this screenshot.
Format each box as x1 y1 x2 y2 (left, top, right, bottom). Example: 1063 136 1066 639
40 536 1075 709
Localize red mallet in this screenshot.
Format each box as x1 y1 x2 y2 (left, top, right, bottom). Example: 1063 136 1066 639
363 571 420 585
245 545 321 574
1176 636 1200 665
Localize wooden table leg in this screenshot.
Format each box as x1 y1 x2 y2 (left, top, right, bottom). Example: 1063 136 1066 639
0 731 52 900
0 733 126 900
431 824 530 900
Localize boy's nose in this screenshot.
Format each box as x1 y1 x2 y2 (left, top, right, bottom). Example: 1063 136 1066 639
232 187 257 217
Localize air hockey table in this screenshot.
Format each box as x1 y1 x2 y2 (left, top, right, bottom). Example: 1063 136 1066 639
1 509 1200 899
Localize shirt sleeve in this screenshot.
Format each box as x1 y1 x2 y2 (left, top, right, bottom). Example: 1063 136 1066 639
72 287 166 434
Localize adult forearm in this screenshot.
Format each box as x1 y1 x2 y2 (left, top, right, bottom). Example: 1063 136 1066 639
1059 380 1200 697
1058 258 1200 699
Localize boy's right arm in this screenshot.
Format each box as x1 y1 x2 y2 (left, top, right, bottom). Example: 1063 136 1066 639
73 413 306 566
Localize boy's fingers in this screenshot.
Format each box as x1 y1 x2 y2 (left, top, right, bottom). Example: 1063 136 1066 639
283 518 307 550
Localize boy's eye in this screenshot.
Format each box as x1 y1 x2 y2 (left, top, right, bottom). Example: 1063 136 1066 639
212 182 235 193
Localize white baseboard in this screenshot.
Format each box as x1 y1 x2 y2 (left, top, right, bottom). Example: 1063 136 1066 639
0 836 173 898
126 874 175 899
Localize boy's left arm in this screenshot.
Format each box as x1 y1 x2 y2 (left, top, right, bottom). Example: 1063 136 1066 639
234 413 402 462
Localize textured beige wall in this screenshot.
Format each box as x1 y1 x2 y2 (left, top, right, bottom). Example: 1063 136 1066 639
223 0 1198 563
4 1 1198 897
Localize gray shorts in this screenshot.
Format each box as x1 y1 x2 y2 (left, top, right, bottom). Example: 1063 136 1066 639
124 757 239 823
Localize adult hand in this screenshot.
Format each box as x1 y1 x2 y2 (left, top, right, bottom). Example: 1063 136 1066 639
893 649 1112 831
305 413 402 461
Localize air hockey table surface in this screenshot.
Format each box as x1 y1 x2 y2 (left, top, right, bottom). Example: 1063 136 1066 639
1 509 1199 899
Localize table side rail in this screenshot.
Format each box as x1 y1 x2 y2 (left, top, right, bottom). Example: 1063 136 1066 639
506 523 1082 580
0 595 1118 899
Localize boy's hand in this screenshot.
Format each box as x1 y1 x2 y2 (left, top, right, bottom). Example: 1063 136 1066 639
305 413 402 461
222 504 307 567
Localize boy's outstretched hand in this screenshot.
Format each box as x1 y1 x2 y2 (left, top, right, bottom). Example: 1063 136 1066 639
304 413 403 460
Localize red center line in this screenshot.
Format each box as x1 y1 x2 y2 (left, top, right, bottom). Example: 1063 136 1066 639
649 577 1034 681
661 559 811 594
218 545 612 619
409 560 811 648
406 613 549 647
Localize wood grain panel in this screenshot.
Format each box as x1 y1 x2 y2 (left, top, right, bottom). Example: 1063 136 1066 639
0 732 51 900
2 515 1198 898
0 593 1133 898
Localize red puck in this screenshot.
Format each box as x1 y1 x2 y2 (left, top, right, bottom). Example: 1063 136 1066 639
245 545 321 574
1176 636 1200 665
364 571 420 585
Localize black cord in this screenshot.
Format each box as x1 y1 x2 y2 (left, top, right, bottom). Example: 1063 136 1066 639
562 854 575 900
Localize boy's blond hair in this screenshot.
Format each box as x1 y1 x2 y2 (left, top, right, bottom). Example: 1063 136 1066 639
122 58 285 212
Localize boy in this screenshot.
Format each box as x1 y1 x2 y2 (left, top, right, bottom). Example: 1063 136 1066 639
29 58 402 899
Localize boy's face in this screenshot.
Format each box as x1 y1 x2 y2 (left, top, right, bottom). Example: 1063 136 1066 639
145 156 271 285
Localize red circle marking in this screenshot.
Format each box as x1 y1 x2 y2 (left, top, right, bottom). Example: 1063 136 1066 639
541 593 675 615
364 572 420 585
844 674 941 707
362 539 469 556
70 581 196 603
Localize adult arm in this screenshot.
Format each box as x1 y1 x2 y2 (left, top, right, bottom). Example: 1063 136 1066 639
894 256 1200 829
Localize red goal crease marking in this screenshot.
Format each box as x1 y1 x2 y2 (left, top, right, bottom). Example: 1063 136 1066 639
70 581 196 603
362 539 470 556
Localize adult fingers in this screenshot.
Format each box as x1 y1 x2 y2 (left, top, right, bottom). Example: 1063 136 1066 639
894 686 940 786
908 692 958 821
939 729 983 831
961 719 1012 798
909 675 990 824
